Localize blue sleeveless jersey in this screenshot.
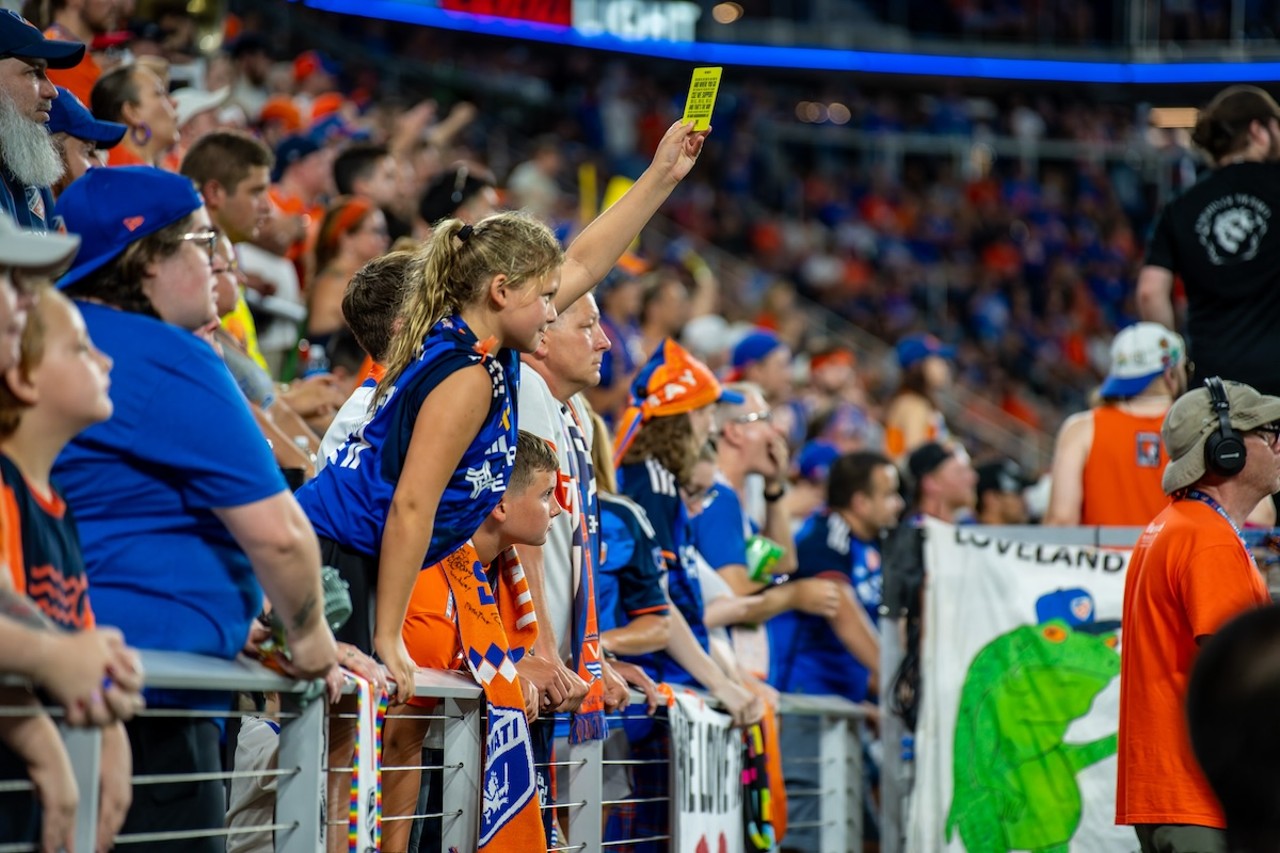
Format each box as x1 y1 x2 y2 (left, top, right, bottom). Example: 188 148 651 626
768 510 880 703
616 458 708 685
296 315 519 567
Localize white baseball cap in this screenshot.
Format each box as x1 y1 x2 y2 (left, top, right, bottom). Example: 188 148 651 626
173 86 230 128
0 209 80 276
1099 322 1184 398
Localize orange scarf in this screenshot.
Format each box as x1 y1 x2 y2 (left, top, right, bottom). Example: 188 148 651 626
438 542 545 851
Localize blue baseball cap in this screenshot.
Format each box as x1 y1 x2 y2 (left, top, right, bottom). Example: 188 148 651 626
54 166 204 289
271 134 321 182
0 10 84 69
731 330 786 371
1035 588 1120 635
795 441 840 482
896 333 955 369
47 86 126 147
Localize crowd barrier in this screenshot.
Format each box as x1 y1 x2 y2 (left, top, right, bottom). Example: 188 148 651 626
0 651 869 852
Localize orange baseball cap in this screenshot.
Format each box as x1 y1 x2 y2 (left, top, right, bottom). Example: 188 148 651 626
612 338 744 466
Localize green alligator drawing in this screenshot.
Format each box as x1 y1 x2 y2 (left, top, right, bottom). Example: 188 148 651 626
944 618 1120 853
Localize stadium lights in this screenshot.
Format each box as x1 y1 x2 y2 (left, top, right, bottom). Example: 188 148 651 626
1149 107 1199 128
302 0 1280 83
712 2 743 24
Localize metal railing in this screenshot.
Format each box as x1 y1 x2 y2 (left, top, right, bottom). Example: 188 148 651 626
2 651 869 852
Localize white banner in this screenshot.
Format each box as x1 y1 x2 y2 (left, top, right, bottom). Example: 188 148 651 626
909 521 1134 853
669 689 744 853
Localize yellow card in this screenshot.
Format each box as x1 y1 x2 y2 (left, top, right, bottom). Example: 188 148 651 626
681 66 722 132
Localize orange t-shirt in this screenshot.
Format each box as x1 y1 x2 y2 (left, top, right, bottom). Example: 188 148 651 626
1081 406 1171 526
43 28 98 105
106 145 148 168
1116 499 1270 828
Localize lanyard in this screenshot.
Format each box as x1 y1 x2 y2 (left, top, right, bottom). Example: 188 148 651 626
1182 489 1255 564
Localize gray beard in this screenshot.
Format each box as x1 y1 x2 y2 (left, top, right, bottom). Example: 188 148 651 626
0 95 64 189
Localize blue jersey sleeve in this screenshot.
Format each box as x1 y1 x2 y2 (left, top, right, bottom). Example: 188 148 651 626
600 497 669 619
689 486 748 571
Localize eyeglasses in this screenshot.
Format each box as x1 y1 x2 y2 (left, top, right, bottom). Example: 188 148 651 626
1252 423 1280 449
732 409 773 426
180 229 219 262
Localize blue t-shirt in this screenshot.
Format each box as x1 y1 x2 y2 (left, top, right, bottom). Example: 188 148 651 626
687 477 754 573
297 315 519 567
768 510 880 703
53 302 285 663
616 458 707 685
597 493 670 634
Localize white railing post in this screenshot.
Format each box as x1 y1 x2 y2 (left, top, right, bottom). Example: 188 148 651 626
818 713 850 853
565 725 604 851
439 694 483 853
276 690 326 853
59 724 101 853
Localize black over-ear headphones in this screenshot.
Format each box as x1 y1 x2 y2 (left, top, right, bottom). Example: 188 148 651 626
1205 376 1247 476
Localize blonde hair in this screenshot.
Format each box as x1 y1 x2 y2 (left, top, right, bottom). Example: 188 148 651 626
586 404 617 495
375 212 562 403
0 287 58 438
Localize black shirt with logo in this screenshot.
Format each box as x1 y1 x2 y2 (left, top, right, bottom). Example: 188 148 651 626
1145 161 1280 395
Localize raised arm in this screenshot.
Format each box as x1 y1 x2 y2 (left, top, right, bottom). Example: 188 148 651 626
1136 265 1176 330
557 120 709 310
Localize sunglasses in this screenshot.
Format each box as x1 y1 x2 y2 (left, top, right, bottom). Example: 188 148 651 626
180 229 219 263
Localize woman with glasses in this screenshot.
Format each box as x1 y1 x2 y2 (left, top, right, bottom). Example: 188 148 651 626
305 195 391 346
48 166 338 851
206 232 321 482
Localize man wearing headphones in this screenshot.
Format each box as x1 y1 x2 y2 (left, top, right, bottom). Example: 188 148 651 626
1116 377 1280 852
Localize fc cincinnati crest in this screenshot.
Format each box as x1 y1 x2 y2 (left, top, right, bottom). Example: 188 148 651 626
1136 432 1161 468
479 705 537 846
25 187 44 224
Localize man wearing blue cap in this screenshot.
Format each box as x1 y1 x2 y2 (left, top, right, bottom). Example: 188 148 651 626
0 9 83 229
1046 322 1188 527
46 84 124 196
728 330 793 407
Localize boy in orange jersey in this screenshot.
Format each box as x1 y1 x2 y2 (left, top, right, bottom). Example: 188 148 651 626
380 430 563 852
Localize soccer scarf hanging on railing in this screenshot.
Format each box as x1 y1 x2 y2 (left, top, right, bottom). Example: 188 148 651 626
564 405 606 743
438 542 546 851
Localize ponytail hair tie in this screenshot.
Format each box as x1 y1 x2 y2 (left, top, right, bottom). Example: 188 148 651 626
457 224 474 243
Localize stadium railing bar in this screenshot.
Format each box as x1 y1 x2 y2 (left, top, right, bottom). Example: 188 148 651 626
2 653 869 852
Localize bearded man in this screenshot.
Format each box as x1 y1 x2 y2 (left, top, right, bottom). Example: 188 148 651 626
0 11 83 229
